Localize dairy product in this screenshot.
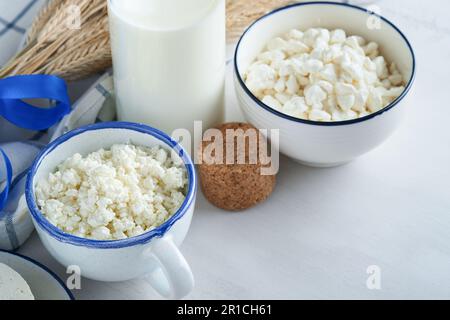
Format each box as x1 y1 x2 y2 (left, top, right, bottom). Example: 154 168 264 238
35 144 188 241
244 27 406 122
108 0 225 135
0 263 35 300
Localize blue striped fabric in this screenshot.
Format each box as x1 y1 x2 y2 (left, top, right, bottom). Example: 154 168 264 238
0 0 116 250
0 0 49 66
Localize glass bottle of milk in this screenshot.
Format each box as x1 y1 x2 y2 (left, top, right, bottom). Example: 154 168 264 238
108 0 225 136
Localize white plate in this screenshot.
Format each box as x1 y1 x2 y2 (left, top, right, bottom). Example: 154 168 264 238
0 250 73 300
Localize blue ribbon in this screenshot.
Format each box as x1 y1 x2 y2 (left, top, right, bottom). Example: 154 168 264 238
0 75 71 211
0 147 12 211
0 75 71 131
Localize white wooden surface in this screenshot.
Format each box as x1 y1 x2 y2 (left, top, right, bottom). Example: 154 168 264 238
19 0 450 300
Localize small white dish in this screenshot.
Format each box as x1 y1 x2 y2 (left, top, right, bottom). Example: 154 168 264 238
25 122 197 299
0 250 73 300
234 2 416 167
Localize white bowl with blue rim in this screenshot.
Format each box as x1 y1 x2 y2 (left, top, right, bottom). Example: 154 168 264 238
25 122 197 300
234 1 416 167
0 250 73 300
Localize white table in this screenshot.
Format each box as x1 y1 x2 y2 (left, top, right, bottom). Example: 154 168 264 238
19 0 450 300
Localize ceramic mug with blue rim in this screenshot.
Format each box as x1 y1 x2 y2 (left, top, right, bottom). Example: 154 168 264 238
25 122 197 299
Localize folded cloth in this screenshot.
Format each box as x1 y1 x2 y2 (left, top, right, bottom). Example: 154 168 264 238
0 0 116 250
0 0 48 67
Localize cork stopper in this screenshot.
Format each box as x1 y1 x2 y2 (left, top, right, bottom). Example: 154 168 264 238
198 123 276 211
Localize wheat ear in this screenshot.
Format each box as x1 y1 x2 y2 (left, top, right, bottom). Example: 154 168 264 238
27 0 66 45
37 0 93 43
37 34 112 80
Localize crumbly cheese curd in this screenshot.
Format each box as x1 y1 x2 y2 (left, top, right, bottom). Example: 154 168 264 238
244 28 406 122
35 144 188 241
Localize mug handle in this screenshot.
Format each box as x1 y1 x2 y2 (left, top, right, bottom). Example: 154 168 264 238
145 235 194 299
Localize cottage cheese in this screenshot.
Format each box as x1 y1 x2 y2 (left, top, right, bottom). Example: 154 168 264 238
36 144 188 241
244 28 406 121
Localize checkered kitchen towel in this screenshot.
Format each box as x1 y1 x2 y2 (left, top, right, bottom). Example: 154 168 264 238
0 0 115 250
